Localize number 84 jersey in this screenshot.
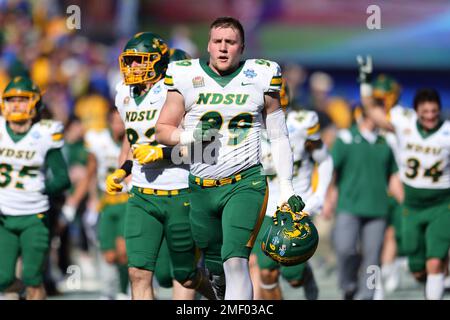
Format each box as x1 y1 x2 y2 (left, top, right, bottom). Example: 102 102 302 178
0 116 64 216
165 58 282 179
390 107 450 190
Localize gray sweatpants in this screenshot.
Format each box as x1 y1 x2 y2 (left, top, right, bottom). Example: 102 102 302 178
333 212 386 300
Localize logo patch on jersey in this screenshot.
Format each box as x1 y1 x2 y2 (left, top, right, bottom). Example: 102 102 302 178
153 84 162 94
403 128 411 135
31 131 41 140
243 69 257 78
192 76 205 88
123 96 130 105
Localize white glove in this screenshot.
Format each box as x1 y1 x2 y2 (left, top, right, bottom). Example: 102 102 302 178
356 55 373 83
62 204 77 223
303 194 324 216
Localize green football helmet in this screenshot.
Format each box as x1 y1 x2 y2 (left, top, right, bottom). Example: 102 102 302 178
372 74 400 112
261 206 319 266
119 32 169 85
1 76 41 122
169 48 191 62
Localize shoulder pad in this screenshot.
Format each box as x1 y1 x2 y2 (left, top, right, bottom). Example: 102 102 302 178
245 59 282 92
164 59 198 90
39 119 64 146
288 110 320 137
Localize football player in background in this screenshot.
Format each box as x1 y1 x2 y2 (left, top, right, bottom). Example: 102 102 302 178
251 79 333 300
359 57 450 300
105 33 216 300
358 71 406 295
0 76 71 299
65 108 129 299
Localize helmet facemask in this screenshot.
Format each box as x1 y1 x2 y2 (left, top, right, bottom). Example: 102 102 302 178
119 50 163 85
1 90 40 122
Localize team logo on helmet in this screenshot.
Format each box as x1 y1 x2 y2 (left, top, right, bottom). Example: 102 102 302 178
261 206 319 266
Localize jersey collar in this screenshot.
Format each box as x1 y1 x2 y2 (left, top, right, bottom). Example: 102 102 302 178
5 121 29 143
416 119 443 139
199 59 245 88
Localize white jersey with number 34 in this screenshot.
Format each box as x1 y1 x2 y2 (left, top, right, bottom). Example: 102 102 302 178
390 107 450 189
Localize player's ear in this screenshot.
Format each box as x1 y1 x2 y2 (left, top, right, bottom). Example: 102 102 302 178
240 43 245 54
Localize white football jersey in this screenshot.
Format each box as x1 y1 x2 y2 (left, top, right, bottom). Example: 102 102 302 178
0 117 64 216
115 80 189 190
165 58 282 179
390 106 450 189
85 129 122 193
261 110 321 216
383 105 404 164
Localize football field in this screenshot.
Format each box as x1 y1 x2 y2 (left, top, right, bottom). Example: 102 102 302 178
47 251 449 300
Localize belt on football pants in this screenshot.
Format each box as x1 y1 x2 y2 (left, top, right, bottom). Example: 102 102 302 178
136 187 189 196
191 165 261 188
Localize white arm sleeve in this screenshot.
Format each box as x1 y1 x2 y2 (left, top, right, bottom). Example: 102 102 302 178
265 108 295 203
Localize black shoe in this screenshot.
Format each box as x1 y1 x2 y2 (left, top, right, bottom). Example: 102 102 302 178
303 264 319 300
210 274 226 300
343 289 356 300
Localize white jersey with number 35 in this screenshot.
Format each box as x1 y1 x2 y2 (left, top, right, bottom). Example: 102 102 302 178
0 117 64 216
165 58 282 179
390 107 450 189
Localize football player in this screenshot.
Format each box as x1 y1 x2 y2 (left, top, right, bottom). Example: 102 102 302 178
359 57 450 300
155 17 305 300
364 73 406 294
64 108 129 299
252 79 333 300
105 33 216 300
0 76 71 299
